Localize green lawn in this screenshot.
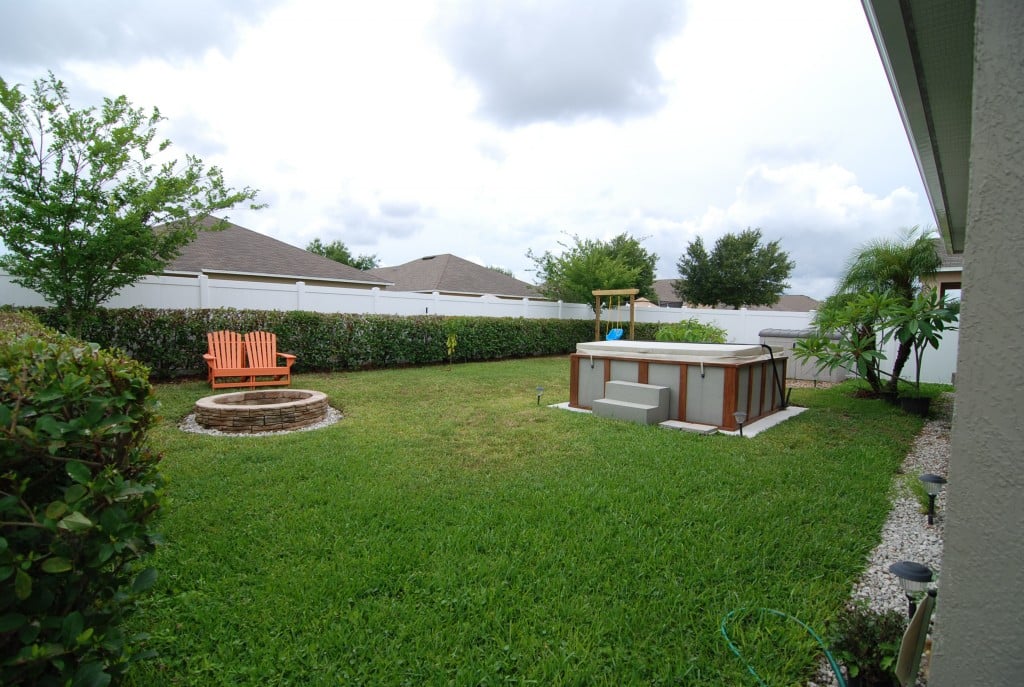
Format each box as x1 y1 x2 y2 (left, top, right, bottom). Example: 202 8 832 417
126 357 922 686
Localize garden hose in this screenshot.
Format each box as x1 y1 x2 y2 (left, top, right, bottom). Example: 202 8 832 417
720 607 846 687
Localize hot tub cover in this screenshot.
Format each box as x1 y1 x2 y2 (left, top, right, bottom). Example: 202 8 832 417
575 340 782 359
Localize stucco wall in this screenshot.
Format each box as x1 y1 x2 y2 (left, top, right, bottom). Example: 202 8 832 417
930 1 1024 684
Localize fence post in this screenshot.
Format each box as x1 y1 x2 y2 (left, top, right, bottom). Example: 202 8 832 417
296 281 306 311
199 274 210 309
372 287 380 314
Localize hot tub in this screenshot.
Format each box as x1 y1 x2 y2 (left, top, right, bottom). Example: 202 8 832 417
569 341 788 430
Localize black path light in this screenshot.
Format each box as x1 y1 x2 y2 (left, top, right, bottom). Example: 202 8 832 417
889 561 934 618
919 473 948 525
733 411 748 437
536 386 544 406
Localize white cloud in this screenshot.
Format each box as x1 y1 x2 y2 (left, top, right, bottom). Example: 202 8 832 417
0 0 936 298
641 162 928 299
433 0 684 126
0 0 281 66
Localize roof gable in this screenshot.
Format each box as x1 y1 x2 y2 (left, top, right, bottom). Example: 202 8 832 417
369 254 540 298
165 218 390 285
652 279 819 311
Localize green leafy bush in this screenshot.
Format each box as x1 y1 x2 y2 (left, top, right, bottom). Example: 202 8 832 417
827 602 905 686
654 317 727 344
0 319 163 686
29 308 614 380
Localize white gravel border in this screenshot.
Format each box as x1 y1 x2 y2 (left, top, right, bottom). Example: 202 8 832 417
808 393 951 686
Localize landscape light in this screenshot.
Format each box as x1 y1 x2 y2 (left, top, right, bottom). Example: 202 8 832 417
888 561 934 618
733 411 748 437
918 473 948 525
536 386 544 406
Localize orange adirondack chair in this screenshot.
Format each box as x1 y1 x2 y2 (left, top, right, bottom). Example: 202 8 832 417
243 331 296 387
203 330 253 389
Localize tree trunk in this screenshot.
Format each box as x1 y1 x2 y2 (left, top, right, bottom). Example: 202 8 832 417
886 339 914 393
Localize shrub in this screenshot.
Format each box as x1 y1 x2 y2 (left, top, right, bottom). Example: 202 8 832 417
29 308 604 380
0 323 163 685
827 602 905 686
654 317 727 344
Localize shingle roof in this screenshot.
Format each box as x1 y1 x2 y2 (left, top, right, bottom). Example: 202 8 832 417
368 254 540 298
164 217 390 286
746 294 821 312
653 279 681 304
933 237 964 270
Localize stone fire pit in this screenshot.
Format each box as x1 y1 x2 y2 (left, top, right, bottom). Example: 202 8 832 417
193 389 329 434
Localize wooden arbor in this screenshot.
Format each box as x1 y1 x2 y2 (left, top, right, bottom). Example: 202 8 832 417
592 288 639 341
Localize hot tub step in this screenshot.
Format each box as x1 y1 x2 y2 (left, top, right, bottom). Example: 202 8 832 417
603 380 670 407
592 398 669 425
658 420 718 435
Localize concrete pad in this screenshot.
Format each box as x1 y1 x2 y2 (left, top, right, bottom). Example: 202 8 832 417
717 405 808 438
550 402 807 438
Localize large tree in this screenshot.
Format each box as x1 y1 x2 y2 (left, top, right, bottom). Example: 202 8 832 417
674 228 794 309
527 232 657 305
0 73 259 333
825 226 942 392
306 238 380 270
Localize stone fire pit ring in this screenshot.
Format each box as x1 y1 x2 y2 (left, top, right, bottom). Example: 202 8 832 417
194 389 329 434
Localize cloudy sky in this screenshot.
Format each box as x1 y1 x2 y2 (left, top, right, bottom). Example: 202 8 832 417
0 0 933 299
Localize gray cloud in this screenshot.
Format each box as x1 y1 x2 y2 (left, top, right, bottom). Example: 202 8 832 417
325 198 429 245
379 200 423 219
632 162 928 300
164 114 229 158
0 0 282 66
434 0 684 127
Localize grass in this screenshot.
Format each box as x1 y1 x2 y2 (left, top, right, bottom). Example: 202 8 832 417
126 357 924 686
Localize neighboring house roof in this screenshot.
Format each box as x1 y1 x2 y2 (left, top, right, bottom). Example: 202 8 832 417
933 237 964 272
651 279 819 311
746 294 821 312
368 254 541 298
652 279 681 305
164 217 391 287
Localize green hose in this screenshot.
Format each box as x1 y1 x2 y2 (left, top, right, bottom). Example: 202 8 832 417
720 607 846 687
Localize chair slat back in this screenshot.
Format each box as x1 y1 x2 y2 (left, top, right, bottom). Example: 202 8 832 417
207 330 245 368
245 331 278 368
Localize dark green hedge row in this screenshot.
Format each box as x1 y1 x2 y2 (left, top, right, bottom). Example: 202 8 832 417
26 308 659 381
1 310 163 685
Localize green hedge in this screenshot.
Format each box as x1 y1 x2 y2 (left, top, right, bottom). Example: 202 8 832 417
27 308 660 381
654 317 728 344
0 311 163 685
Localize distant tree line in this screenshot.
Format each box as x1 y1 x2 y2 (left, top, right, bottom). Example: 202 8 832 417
526 228 794 310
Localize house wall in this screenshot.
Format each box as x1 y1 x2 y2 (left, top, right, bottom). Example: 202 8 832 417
922 271 963 297
930 2 1024 684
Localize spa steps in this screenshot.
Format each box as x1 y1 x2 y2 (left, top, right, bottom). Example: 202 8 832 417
592 381 670 425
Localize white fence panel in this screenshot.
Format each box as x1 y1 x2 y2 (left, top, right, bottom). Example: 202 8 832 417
2 271 958 385
611 305 816 343
0 274 50 307
879 327 959 386
104 275 202 309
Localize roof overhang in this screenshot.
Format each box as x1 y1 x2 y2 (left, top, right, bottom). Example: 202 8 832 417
166 269 393 288
861 0 975 253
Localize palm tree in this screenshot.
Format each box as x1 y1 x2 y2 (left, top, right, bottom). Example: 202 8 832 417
833 226 942 392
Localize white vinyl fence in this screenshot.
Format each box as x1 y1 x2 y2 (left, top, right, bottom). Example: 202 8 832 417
0 271 957 384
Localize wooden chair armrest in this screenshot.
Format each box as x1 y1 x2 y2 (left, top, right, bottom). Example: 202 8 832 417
203 353 217 362
278 353 297 362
